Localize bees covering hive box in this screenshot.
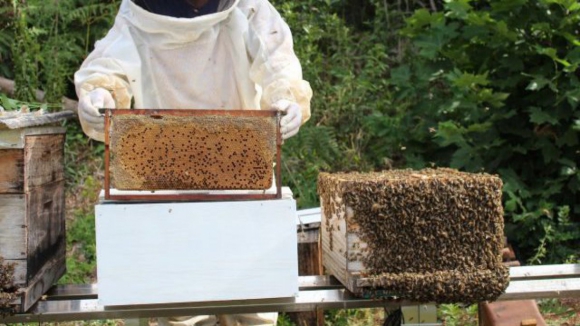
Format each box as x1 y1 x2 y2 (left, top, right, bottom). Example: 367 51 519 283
107 110 278 190
318 168 509 303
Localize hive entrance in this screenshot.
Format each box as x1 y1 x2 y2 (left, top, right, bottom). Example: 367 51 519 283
104 109 282 201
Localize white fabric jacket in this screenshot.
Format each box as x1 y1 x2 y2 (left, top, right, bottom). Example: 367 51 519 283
74 0 312 141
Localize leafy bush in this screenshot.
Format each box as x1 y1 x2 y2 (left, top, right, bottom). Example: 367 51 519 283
4 0 120 102
272 0 396 208
373 0 580 263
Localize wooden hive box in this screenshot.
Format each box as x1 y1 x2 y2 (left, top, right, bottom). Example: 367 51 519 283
318 168 509 303
0 127 66 313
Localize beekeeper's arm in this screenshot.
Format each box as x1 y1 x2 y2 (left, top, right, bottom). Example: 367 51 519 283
74 23 136 142
247 0 312 140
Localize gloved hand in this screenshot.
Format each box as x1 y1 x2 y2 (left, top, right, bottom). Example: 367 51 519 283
78 88 115 134
272 99 302 140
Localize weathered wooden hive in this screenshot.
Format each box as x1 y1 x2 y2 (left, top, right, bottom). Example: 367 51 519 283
0 110 69 314
318 168 509 303
108 110 278 190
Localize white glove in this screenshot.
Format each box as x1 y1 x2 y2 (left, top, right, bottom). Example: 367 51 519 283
272 99 302 140
78 88 115 135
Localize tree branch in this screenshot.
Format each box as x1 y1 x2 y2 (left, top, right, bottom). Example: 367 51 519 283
0 77 78 114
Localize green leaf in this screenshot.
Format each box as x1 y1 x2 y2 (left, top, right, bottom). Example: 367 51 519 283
402 10 445 37
529 107 559 125
449 145 483 171
573 120 580 131
389 65 411 87
559 158 577 168
525 75 551 91
556 129 579 147
504 191 524 213
444 0 472 19
434 121 466 146
466 122 493 133
561 166 577 176
499 168 531 199
414 22 459 59
538 138 561 164
0 94 18 111
565 88 580 108
491 0 527 12
535 46 572 67
448 69 490 88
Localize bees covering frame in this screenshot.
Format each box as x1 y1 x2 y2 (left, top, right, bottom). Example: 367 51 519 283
103 109 282 201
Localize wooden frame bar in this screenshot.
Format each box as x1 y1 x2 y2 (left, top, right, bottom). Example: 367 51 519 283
103 109 282 202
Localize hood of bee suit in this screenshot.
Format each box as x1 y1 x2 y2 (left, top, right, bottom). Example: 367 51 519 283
120 0 239 48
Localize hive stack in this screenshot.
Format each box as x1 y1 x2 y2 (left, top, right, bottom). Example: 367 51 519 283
0 126 66 313
318 168 509 303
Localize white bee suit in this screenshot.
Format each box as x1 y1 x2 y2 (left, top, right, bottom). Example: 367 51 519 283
74 0 312 142
76 1 309 325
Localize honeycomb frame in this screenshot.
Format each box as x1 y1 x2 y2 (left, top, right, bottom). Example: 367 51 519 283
103 109 282 201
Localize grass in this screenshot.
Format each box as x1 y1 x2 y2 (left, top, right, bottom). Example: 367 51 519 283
60 122 104 285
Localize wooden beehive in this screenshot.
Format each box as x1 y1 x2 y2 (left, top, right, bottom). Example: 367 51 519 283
0 126 66 313
318 168 509 303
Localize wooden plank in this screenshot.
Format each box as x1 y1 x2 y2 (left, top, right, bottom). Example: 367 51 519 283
0 150 24 193
0 195 26 260
509 264 580 280
95 197 299 306
26 180 66 280
18 248 66 312
501 278 580 300
24 134 65 190
0 111 75 130
0 127 65 149
320 201 349 289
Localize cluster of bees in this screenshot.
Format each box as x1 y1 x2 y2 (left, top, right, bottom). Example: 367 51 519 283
0 257 17 315
109 114 277 190
318 168 510 303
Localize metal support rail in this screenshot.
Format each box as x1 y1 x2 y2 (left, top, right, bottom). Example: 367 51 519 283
2 265 580 324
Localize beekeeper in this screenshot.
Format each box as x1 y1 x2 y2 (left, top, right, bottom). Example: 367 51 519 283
75 0 311 142
74 0 311 325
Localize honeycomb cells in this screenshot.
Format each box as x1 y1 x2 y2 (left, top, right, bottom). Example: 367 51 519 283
109 113 277 190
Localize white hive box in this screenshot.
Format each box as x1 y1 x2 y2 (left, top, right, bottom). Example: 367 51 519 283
95 188 298 306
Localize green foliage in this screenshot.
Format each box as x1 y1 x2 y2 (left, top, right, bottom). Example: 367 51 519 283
3 0 120 104
59 119 105 284
438 304 478 326
11 0 40 102
273 0 395 208
366 0 580 263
